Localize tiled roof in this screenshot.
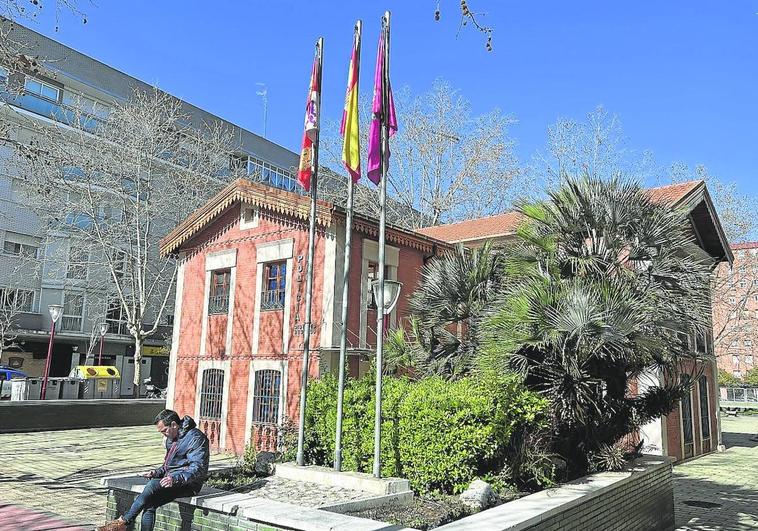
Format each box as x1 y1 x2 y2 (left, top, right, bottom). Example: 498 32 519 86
414 181 705 244
415 211 526 244
645 180 702 205
731 242 758 250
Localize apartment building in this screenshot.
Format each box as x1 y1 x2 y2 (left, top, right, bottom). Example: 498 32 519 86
713 241 758 379
0 22 304 394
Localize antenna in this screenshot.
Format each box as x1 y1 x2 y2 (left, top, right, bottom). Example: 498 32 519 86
255 82 268 138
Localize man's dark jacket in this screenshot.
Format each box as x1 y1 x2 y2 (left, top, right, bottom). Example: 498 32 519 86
151 416 209 490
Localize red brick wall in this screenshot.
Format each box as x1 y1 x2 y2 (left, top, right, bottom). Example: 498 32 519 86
171 204 435 454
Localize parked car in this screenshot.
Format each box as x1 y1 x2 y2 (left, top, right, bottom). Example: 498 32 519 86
0 365 28 399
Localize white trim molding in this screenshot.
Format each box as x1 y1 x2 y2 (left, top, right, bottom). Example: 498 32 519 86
359 238 399 348
240 204 260 230
320 225 338 348
206 248 237 271
165 254 186 409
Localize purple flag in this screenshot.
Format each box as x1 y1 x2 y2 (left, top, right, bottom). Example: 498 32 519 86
366 30 397 185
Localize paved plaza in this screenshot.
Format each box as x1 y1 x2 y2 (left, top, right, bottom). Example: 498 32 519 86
675 415 758 531
0 416 756 530
0 425 234 529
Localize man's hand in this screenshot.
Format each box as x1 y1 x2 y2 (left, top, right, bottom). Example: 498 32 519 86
140 470 155 478
159 475 174 488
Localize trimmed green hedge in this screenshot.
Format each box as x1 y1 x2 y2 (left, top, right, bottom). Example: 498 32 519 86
299 373 546 494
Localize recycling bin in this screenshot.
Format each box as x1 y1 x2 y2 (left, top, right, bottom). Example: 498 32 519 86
43 377 62 400
69 366 120 399
60 378 82 399
10 378 42 400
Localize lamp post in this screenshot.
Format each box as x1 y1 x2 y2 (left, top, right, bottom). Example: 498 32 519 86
41 304 64 400
370 278 401 478
97 322 108 365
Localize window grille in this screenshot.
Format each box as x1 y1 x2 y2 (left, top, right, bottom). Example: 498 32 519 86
252 369 281 424
680 384 694 459
209 270 231 314
199 368 224 420
698 376 710 441
261 262 286 310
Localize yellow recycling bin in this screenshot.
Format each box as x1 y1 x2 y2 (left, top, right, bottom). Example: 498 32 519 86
70 365 121 399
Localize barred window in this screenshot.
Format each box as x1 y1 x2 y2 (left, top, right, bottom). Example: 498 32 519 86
261 261 286 311
209 270 231 314
199 369 224 420
698 376 710 441
252 369 281 424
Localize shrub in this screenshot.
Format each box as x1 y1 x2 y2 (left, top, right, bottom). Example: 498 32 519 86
301 372 547 495
719 369 741 387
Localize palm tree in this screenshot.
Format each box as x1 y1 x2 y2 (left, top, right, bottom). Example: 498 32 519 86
386 241 504 379
481 176 714 476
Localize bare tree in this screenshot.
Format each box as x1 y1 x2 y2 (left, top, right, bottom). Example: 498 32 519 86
8 87 242 394
321 79 521 228
0 288 33 363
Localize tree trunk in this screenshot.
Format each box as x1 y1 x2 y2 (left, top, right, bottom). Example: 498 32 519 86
132 336 143 398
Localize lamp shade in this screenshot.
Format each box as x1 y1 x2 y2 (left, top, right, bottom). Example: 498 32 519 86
371 279 402 315
48 304 64 324
98 322 108 337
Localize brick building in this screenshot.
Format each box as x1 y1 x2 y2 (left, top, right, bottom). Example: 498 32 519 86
160 179 448 453
418 180 732 461
712 241 758 379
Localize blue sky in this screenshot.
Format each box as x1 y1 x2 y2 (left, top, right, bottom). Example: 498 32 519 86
27 1 758 196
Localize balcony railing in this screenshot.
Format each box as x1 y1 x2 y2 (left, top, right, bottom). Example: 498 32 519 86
260 289 284 311
60 316 82 332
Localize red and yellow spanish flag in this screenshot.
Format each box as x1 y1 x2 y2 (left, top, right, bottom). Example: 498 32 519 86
298 49 321 191
340 27 361 182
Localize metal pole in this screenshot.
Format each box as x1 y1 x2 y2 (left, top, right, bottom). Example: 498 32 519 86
297 37 323 467
373 11 390 479
98 334 104 365
41 321 56 400
335 20 361 473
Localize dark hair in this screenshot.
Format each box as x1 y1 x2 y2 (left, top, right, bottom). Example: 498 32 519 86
154 409 181 426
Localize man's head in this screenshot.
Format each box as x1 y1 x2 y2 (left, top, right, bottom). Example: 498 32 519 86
154 409 181 441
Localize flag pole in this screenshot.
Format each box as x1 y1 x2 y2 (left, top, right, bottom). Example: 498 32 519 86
297 37 323 467
373 10 390 479
335 20 361 472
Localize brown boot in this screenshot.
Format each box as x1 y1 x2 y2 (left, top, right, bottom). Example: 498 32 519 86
96 517 127 531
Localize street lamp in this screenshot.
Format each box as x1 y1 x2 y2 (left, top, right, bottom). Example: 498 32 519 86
41 304 64 400
371 279 402 315
97 322 108 365
370 278 401 479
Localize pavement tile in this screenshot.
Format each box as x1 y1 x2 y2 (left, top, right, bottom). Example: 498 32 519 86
674 415 758 531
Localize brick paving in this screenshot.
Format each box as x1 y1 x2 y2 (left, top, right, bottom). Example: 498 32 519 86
0 425 234 528
675 415 758 531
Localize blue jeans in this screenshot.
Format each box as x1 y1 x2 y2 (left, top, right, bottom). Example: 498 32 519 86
122 478 198 531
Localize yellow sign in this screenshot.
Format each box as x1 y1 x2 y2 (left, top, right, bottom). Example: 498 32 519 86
142 345 168 357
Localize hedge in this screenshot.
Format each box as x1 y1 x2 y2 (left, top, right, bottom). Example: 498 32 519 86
298 373 546 494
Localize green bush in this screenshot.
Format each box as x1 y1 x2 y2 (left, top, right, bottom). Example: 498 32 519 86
302 372 547 494
719 369 741 387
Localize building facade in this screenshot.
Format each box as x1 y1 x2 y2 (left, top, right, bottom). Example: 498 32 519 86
160 179 447 453
418 180 732 462
0 22 304 393
712 241 758 380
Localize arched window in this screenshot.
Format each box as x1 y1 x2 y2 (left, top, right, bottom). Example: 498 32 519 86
199 369 224 419
252 370 281 424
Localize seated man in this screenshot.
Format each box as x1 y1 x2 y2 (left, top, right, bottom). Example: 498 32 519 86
98 409 210 531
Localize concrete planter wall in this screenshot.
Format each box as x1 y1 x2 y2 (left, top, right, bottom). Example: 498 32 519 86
104 455 674 531
0 399 166 433
438 455 675 531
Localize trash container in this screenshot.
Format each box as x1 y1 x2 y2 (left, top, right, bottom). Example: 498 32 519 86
69 366 121 399
11 378 42 400
60 378 82 399
43 377 62 400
